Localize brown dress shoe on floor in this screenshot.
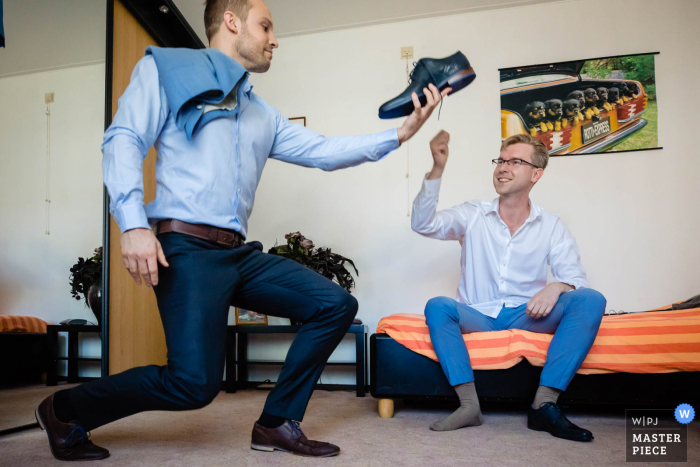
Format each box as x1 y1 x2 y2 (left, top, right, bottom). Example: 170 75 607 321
36 394 110 461
251 421 340 457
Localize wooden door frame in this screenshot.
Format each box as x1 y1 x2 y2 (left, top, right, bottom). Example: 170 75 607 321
101 0 204 377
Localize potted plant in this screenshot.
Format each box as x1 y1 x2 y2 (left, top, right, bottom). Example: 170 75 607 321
69 247 103 326
268 232 358 292
268 232 359 325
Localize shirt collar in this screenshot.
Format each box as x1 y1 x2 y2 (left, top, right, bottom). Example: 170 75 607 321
204 48 253 97
488 198 542 222
207 48 254 98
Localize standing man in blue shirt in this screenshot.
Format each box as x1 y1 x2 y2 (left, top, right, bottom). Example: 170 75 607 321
37 0 450 461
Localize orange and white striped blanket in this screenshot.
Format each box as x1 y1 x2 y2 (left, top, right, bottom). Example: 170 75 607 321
376 307 700 375
0 315 49 333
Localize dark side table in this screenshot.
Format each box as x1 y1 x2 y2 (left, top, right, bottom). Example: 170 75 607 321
226 324 368 396
46 324 102 386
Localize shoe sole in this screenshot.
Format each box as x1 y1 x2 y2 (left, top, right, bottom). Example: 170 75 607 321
527 421 593 442
251 443 340 457
446 67 476 95
36 408 110 461
379 67 477 119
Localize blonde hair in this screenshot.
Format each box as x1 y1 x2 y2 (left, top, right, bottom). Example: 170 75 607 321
204 0 251 42
500 134 549 169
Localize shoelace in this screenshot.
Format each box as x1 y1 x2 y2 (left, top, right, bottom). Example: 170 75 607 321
65 426 92 447
408 61 444 120
289 420 305 439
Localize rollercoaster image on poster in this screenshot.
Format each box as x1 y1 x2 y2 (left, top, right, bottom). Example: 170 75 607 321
499 53 659 156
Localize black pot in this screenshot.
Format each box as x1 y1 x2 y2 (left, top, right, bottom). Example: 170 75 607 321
87 281 102 327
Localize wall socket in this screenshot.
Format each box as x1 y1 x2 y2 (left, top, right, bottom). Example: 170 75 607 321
401 46 413 60
45 92 54 104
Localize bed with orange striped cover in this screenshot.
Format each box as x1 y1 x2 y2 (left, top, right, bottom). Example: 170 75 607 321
376 307 700 375
0 315 49 333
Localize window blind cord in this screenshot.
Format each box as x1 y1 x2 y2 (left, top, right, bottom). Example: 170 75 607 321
45 104 51 235
406 57 410 217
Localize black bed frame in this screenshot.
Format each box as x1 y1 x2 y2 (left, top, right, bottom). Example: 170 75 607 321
0 333 48 385
370 333 700 407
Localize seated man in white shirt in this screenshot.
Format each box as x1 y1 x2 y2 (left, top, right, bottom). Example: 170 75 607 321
411 131 606 442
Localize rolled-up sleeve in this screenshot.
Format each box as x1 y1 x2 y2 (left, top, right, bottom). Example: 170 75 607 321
549 218 589 289
269 113 399 171
102 55 167 233
411 174 473 241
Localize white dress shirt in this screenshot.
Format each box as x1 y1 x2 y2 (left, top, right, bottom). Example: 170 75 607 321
411 175 588 318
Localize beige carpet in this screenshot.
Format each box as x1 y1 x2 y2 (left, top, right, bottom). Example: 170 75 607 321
0 383 78 432
1 389 697 466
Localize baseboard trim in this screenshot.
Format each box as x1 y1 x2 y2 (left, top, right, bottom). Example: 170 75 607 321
221 382 368 392
0 422 39 437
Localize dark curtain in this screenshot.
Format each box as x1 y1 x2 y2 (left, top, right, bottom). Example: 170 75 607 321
0 0 5 48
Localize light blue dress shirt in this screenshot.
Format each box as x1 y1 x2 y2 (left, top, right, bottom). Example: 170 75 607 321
102 54 400 237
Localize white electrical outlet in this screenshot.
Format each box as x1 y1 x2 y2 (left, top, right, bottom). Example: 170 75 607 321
401 46 413 60
45 93 54 104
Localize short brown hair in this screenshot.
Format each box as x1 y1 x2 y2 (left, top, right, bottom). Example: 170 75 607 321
204 0 251 42
500 134 549 169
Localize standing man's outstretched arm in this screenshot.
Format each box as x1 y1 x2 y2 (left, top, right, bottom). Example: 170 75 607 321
270 84 450 169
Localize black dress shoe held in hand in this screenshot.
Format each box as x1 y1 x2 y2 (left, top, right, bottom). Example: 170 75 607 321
251 420 340 457
36 394 110 461
527 402 594 442
379 51 476 119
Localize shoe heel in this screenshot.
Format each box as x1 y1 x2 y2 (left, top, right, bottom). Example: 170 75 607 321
35 409 45 431
445 67 476 94
527 421 544 432
251 443 275 452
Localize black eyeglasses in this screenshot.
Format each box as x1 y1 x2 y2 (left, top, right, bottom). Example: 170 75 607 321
492 158 541 169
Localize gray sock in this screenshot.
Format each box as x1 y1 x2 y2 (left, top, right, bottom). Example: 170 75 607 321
430 381 483 431
532 385 562 409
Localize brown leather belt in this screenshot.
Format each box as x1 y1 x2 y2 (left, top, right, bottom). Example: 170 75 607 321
156 219 244 248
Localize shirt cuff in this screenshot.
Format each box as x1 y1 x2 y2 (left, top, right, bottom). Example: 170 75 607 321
375 129 400 158
562 279 588 291
423 173 442 196
113 203 150 233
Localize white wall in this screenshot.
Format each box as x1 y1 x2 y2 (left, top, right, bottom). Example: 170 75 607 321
243 0 700 383
0 0 105 78
0 63 106 376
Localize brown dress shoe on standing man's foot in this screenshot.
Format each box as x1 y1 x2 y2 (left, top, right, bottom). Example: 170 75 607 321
251 421 340 457
36 395 110 461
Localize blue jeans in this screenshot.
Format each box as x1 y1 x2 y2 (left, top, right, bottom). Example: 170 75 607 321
65 232 357 431
425 288 606 390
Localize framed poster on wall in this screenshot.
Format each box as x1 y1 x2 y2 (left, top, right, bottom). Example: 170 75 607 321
499 52 660 156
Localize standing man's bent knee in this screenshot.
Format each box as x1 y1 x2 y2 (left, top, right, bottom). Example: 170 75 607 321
325 288 358 325
168 369 223 411
343 292 359 321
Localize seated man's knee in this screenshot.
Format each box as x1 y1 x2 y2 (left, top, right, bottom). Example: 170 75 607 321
425 296 457 328
581 288 607 313
572 288 607 326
